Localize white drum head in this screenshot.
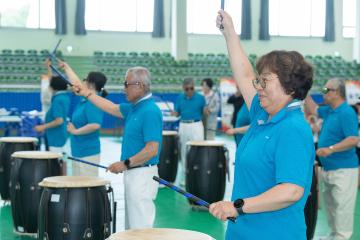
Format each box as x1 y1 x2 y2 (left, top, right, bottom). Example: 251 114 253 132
107 228 214 240
162 131 178 136
39 176 109 188
12 151 61 159
186 140 224 147
0 137 38 143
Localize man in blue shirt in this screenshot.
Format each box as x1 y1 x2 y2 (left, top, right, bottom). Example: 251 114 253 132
305 78 359 240
72 67 162 230
172 78 206 185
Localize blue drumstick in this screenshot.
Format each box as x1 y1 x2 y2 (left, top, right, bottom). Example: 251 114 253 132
153 176 236 223
68 156 107 169
49 65 73 86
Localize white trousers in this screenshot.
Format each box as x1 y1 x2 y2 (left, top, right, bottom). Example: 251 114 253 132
72 154 100 177
124 165 159 230
322 168 359 240
204 115 217 140
178 121 204 185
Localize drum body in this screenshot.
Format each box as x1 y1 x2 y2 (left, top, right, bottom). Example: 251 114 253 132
107 228 214 240
304 166 318 240
158 131 178 182
38 176 112 240
9 151 61 234
186 141 227 204
0 137 37 200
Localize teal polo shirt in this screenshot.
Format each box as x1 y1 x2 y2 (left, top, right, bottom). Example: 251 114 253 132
70 97 103 158
317 103 359 171
119 96 163 165
226 94 314 240
235 104 250 146
45 91 70 147
175 92 205 120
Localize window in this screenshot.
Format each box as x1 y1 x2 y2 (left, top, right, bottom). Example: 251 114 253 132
343 0 356 38
269 0 325 37
0 0 55 29
85 0 154 32
187 0 242 34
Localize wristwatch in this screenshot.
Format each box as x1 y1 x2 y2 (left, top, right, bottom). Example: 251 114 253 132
233 198 245 215
123 159 131 169
329 145 335 152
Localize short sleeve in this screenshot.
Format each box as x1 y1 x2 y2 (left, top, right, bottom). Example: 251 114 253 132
275 124 314 188
120 103 132 119
142 109 162 143
249 94 262 121
200 94 206 109
175 95 181 113
85 103 103 125
341 109 359 137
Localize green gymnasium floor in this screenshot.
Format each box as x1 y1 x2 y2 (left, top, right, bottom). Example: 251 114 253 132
0 136 359 240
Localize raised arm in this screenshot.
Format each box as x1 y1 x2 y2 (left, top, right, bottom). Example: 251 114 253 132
58 60 82 86
304 94 319 116
217 10 257 109
73 83 123 118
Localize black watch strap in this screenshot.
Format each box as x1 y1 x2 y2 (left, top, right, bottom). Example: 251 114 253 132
124 159 131 169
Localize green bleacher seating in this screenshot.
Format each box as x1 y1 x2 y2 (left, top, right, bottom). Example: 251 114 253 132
1 49 12 55
94 51 103 57
27 49 37 56
105 52 115 57
14 49 25 56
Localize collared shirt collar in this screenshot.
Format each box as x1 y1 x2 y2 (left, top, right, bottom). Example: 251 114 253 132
257 100 302 126
134 93 152 105
330 101 346 113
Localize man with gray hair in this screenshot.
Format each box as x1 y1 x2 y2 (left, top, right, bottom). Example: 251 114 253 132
172 77 206 185
71 66 163 230
305 78 359 240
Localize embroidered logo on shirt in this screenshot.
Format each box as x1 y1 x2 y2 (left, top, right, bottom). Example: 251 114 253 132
258 120 265 125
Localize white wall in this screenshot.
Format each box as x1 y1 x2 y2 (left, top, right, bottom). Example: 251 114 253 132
0 0 354 60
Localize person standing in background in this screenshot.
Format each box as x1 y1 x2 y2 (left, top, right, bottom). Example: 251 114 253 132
227 85 244 127
226 103 250 146
59 61 108 177
34 75 70 174
202 78 220 140
172 78 206 185
305 78 359 240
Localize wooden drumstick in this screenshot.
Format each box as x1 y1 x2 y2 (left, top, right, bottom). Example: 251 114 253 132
153 176 236 223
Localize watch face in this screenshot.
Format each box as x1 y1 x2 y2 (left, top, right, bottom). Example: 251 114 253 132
234 198 244 208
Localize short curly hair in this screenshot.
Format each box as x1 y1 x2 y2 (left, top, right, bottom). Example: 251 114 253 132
256 50 313 100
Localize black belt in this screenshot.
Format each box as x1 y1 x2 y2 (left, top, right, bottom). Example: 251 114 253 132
180 119 200 123
128 164 157 170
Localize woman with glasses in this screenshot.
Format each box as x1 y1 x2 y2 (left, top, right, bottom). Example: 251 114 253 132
209 10 315 240
59 61 108 177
